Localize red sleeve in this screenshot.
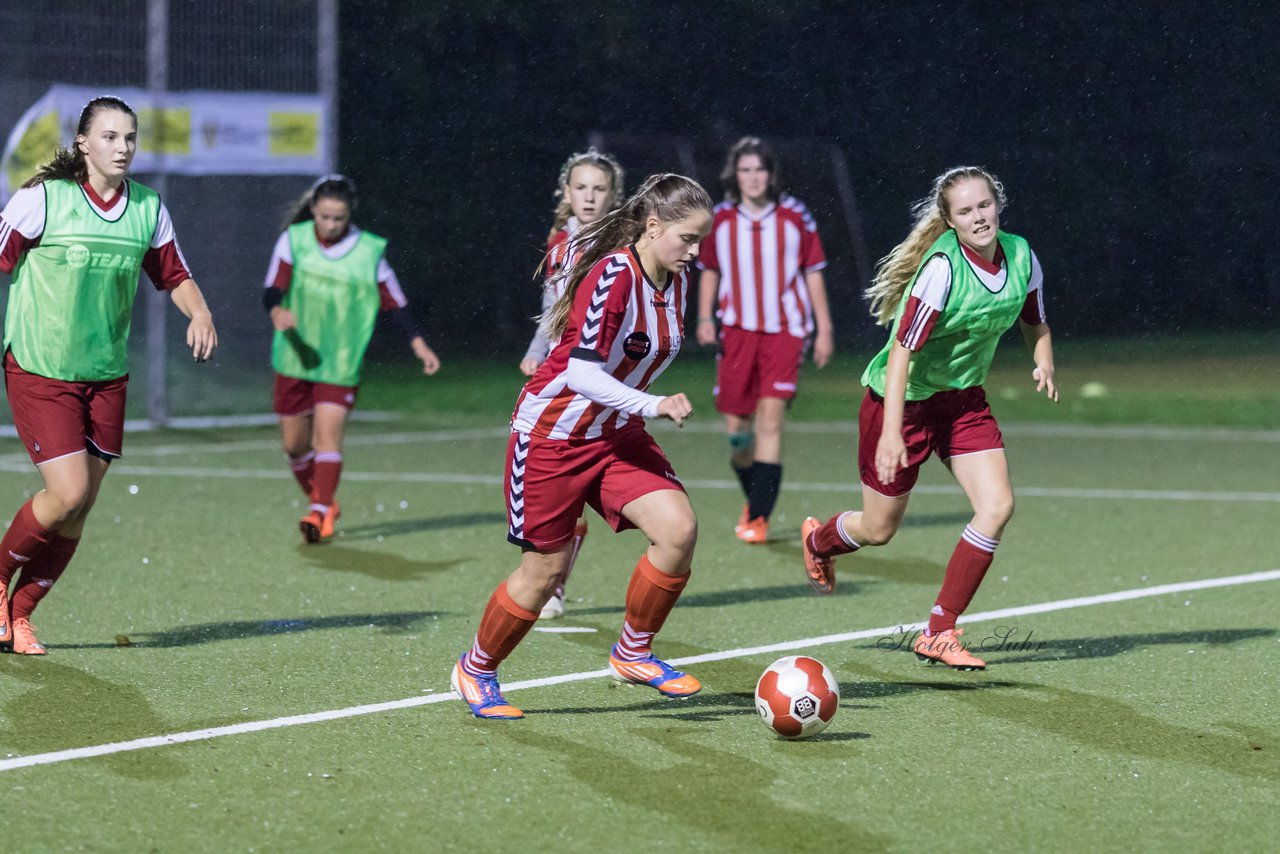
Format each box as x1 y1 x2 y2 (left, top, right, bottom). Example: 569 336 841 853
270 258 294 293
568 255 632 363
1019 290 1045 324
141 241 191 291
896 296 940 351
696 221 721 273
800 227 827 271
377 279 405 311
0 221 37 274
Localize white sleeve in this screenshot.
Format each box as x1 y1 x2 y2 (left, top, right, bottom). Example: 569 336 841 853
263 231 293 287
378 258 408 308
0 186 47 239
1028 250 1044 295
151 203 176 248
908 255 952 311
565 357 662 418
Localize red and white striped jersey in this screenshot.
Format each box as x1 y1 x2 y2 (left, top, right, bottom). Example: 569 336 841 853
699 194 827 337
512 247 687 440
0 181 191 288
544 215 581 292
263 225 406 310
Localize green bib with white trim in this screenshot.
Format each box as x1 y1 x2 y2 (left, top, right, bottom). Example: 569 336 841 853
4 179 160 381
271 222 386 386
862 230 1031 400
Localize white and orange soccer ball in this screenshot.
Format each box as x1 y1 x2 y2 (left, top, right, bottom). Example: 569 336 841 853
754 656 839 739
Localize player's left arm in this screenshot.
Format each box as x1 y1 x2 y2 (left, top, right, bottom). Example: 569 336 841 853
805 269 835 368
378 257 440 375
145 205 216 362
1017 251 1056 402
169 279 218 363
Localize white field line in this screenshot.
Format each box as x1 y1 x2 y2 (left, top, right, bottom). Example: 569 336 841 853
0 462 1275 504
0 567 1277 773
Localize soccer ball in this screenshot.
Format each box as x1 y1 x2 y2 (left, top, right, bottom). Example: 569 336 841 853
754 656 839 739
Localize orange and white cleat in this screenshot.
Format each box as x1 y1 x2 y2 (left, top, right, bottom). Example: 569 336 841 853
299 509 325 544
451 656 523 719
733 504 750 536
801 517 836 594
11 617 46 655
320 502 341 539
608 645 701 697
913 628 986 670
0 583 10 644
300 502 340 544
737 516 769 545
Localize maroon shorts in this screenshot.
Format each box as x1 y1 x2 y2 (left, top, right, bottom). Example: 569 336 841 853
3 351 128 464
715 327 807 417
505 427 686 550
858 386 1004 497
273 373 358 416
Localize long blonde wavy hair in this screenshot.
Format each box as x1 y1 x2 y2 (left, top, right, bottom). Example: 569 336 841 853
547 148 625 242
542 173 712 341
865 166 1007 325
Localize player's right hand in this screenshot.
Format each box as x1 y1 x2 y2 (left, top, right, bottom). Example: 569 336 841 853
695 319 717 347
270 307 297 332
874 433 908 485
657 393 693 427
519 357 542 376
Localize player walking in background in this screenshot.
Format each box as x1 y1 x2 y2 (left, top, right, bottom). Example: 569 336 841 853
696 137 834 545
264 175 440 544
519 148 625 619
451 174 713 719
801 166 1058 670
0 96 218 654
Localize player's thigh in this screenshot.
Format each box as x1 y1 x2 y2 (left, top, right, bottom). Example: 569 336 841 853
619 488 697 555
311 402 351 451
946 449 1014 525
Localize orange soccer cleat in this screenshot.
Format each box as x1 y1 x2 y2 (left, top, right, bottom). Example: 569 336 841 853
11 617 46 655
801 517 836 594
451 656 524 719
736 516 769 545
320 502 341 540
299 509 324 544
734 504 750 536
0 583 10 644
608 646 702 697
913 628 986 670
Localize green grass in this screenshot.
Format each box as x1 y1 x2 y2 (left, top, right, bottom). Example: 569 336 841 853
0 335 1276 851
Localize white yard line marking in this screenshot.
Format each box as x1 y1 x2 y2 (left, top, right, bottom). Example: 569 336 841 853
532 626 600 634
0 568 1276 773
1 463 1274 504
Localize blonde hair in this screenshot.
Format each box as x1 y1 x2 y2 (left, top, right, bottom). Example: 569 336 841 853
543 173 712 341
548 148 625 241
865 166 1008 325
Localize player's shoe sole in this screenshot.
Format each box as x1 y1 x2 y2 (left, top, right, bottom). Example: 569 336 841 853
299 510 324 544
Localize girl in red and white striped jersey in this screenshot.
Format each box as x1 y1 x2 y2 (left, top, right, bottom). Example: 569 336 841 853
518 148 624 619
0 96 218 654
451 174 713 719
696 137 835 546
263 175 440 544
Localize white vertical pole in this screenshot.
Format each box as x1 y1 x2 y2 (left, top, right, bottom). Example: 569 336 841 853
146 0 169 427
318 0 339 171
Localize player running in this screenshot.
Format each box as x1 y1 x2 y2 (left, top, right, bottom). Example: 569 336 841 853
264 174 440 544
519 148 624 618
0 96 218 654
696 137 834 545
801 166 1058 670
451 173 713 719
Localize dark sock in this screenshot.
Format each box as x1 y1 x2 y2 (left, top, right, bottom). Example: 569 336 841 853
747 462 782 521
732 464 754 500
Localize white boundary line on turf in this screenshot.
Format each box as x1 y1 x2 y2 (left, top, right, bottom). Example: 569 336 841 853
1 567 1276 773
1 462 1275 504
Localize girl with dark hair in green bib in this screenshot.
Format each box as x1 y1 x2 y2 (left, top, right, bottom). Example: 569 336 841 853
263 175 440 544
801 166 1058 670
0 96 218 654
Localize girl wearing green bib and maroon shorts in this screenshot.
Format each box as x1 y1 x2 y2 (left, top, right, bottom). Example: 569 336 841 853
0 97 218 654
801 166 1058 670
264 175 440 544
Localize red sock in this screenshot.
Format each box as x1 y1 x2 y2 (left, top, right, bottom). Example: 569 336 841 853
928 525 998 634
462 581 539 675
288 451 315 496
809 511 862 558
10 533 79 621
615 553 689 660
311 452 343 507
0 501 56 588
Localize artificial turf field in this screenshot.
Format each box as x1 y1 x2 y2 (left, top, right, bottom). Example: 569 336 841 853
0 337 1276 852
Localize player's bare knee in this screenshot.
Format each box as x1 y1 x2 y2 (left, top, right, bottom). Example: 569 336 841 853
42 485 90 524
859 519 898 547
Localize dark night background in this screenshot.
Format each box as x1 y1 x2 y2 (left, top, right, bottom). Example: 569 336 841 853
0 1 1275 361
